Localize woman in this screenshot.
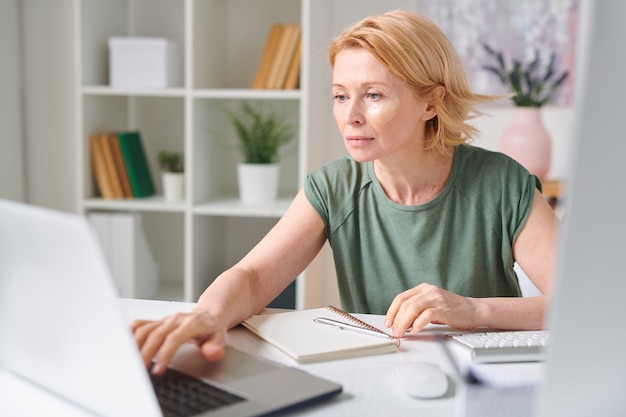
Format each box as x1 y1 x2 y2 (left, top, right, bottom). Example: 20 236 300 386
134 10 559 375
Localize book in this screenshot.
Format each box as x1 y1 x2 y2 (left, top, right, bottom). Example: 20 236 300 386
97 133 125 199
242 306 399 363
116 131 155 198
265 24 300 89
90 133 117 199
282 36 301 90
107 133 133 198
252 24 284 89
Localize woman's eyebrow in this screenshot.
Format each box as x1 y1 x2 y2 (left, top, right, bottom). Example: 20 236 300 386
331 81 390 89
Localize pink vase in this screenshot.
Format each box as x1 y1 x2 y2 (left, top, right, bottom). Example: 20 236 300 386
500 107 552 179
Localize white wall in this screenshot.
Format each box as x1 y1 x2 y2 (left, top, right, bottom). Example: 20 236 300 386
0 0 25 202
20 0 76 212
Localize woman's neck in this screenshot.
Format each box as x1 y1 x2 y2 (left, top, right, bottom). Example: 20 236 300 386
373 147 455 206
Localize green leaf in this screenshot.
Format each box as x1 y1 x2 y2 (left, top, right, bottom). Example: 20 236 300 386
482 43 569 107
224 101 295 164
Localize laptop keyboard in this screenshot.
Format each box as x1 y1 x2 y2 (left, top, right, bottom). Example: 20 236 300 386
150 366 245 417
449 330 550 363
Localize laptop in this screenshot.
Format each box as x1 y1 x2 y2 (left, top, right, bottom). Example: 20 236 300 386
0 199 341 417
460 1 626 416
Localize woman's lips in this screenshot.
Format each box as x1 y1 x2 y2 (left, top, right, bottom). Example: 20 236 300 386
345 135 373 147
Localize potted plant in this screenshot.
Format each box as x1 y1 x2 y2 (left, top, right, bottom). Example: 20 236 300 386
157 150 184 202
482 43 569 107
223 101 295 204
482 43 569 179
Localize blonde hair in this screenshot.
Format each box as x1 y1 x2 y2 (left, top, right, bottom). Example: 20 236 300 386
328 10 501 154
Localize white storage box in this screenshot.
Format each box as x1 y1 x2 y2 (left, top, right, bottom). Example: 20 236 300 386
108 37 182 88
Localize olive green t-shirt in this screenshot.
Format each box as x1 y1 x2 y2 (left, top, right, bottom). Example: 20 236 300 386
304 145 540 314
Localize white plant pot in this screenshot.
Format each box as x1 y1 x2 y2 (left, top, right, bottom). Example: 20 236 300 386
237 163 280 204
162 172 184 202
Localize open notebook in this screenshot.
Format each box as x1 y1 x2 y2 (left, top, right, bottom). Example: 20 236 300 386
242 306 399 363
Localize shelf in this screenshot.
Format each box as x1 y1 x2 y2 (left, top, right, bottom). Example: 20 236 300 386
193 89 302 100
193 196 292 218
83 197 185 213
83 196 292 218
81 87 302 100
82 86 186 97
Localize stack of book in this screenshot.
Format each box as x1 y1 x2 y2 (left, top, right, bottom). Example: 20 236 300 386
90 131 155 199
253 23 301 90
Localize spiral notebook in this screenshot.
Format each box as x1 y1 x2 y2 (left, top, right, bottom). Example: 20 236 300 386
242 306 400 363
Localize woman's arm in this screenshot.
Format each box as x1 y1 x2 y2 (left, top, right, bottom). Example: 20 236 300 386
385 189 560 335
511 188 560 299
133 189 327 373
196 189 328 328
472 188 560 330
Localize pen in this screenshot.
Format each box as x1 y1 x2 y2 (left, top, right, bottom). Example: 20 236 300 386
313 317 394 339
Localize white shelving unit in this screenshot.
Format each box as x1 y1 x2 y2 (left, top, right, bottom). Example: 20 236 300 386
74 0 419 307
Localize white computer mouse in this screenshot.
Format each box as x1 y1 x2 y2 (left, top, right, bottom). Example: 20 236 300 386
393 361 448 399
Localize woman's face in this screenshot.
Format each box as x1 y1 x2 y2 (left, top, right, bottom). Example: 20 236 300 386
332 48 434 163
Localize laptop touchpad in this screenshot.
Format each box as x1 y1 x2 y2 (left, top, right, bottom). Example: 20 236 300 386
169 345 280 384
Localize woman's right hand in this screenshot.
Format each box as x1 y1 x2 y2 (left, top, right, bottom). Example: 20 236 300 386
131 308 228 375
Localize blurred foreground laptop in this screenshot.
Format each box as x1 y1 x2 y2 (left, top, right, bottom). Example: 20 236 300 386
460 1 626 416
0 198 341 417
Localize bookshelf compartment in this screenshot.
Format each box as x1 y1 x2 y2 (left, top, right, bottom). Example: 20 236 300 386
142 211 185 301
79 0 185 88
191 98 300 205
81 95 185 203
192 0 301 89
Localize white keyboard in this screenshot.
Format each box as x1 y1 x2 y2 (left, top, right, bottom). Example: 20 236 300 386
449 330 550 363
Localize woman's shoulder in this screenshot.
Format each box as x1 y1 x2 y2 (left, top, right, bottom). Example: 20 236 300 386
456 144 531 180
304 156 372 226
307 156 372 190
453 144 538 196
457 144 517 166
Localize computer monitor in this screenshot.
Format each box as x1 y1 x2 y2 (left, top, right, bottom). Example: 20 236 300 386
537 1 626 416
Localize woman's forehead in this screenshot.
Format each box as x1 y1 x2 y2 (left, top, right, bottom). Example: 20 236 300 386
332 48 403 89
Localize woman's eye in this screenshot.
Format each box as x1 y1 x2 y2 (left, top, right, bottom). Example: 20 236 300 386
367 92 381 100
334 94 348 103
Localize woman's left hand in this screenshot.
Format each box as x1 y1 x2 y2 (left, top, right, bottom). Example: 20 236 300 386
384 283 481 337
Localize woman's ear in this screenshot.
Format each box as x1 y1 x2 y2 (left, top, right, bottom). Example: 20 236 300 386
423 86 445 121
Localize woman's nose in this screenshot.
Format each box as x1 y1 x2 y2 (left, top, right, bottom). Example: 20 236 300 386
344 100 364 125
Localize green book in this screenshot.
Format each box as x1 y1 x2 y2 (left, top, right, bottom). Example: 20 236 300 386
116 132 155 198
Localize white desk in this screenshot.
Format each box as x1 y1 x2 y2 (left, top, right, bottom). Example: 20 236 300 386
0 298 545 417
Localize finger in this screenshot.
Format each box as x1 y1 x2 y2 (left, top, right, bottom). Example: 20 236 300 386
385 290 412 328
130 319 151 332
392 301 426 337
133 320 161 350
199 331 227 362
145 314 198 374
138 319 183 371
409 308 436 334
151 313 218 374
